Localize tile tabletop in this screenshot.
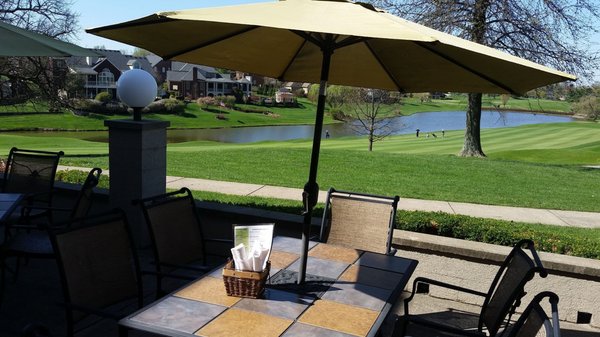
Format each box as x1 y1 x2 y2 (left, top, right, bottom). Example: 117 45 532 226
120 237 418 337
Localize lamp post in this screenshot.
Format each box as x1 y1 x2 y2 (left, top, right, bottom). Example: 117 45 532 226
105 68 168 246
117 68 157 121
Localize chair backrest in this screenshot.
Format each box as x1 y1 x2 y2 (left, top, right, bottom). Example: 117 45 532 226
49 210 142 324
508 292 560 337
138 187 206 267
320 187 399 255
480 239 548 336
68 168 102 220
2 147 63 204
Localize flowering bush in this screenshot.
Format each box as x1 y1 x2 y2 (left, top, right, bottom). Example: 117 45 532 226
143 99 185 115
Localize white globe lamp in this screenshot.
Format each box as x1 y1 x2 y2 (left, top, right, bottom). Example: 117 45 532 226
117 69 157 121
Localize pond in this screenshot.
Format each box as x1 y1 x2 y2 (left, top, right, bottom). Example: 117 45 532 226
7 110 574 144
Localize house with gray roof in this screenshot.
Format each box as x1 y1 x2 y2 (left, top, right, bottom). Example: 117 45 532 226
67 49 155 99
154 58 251 99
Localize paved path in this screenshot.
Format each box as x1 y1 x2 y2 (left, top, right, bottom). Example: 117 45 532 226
59 165 600 229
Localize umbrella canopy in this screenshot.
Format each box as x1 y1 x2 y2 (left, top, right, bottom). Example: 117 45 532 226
0 20 98 57
87 0 576 284
87 0 574 94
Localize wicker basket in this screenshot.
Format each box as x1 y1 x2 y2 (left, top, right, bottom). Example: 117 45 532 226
222 260 270 298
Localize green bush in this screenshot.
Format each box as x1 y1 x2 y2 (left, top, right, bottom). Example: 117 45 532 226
396 210 600 259
144 99 185 115
215 95 236 108
56 169 108 189
72 98 128 115
94 91 112 103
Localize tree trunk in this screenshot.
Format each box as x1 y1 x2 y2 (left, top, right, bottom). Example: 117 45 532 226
459 92 486 157
459 0 489 158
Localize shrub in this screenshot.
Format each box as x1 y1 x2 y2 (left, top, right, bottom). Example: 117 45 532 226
71 98 127 115
572 94 600 121
104 101 128 115
197 96 216 107
95 91 112 103
293 88 306 98
215 95 236 108
396 210 600 259
144 99 185 115
72 99 104 114
56 170 108 189
330 109 348 121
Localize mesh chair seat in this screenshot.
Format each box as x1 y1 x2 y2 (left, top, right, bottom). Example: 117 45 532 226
320 188 399 255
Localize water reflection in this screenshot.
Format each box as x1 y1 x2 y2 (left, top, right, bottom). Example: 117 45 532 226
7 110 573 144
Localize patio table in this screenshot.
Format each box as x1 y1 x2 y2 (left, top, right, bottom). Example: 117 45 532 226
0 193 23 222
119 236 418 337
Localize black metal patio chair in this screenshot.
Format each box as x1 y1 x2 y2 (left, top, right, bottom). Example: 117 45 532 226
1 147 64 221
0 168 102 300
49 209 143 337
320 187 399 255
396 239 548 337
506 291 560 337
136 187 232 298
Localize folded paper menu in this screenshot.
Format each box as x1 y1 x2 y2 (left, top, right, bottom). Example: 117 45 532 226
231 223 274 272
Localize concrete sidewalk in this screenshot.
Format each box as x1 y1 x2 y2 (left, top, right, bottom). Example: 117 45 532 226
59 165 600 229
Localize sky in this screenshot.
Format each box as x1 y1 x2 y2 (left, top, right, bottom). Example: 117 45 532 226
72 0 273 52
72 0 599 83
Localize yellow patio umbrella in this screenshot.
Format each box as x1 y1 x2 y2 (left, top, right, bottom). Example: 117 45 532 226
87 0 576 284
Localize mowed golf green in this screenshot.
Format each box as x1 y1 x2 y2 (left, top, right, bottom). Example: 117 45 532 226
1 121 598 212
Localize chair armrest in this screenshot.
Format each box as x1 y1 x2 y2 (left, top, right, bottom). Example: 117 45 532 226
404 277 487 315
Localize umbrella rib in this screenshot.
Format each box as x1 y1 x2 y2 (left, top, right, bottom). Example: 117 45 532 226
278 36 308 81
163 25 260 60
364 40 405 92
413 41 519 95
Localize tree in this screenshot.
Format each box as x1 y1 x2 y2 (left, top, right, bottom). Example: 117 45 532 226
370 0 599 157
572 86 600 120
307 84 351 113
0 0 79 109
0 0 78 39
132 47 150 57
343 88 401 151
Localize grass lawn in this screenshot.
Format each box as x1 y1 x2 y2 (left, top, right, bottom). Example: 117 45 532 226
398 95 571 115
0 95 571 131
0 98 337 131
1 121 598 212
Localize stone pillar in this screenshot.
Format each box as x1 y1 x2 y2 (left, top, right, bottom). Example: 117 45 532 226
105 119 170 246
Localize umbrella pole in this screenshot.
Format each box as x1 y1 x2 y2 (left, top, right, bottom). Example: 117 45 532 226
298 48 332 285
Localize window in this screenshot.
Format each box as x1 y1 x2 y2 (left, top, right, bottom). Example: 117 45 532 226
98 68 114 86
172 84 179 90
